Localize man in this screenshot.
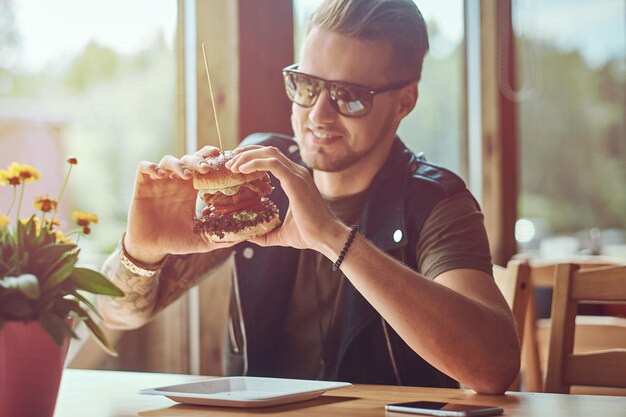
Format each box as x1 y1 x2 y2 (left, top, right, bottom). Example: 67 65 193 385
99 0 520 394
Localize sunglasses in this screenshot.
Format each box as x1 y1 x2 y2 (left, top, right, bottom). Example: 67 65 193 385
282 64 414 118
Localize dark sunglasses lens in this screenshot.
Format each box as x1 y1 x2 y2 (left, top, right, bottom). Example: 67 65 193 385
284 72 319 107
332 84 371 116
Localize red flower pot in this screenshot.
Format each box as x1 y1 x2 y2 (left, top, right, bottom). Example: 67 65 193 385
0 321 70 417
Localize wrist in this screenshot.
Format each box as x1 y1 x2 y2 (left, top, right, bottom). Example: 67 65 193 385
316 221 352 261
123 233 167 265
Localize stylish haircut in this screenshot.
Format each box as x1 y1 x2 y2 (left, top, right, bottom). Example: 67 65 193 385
307 0 429 82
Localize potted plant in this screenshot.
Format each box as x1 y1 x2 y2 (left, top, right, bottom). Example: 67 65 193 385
0 159 124 417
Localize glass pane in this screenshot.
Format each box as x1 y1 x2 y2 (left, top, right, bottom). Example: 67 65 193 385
292 0 465 175
0 0 178 265
399 0 464 174
514 0 626 260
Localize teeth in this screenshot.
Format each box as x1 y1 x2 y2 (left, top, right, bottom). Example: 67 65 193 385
311 130 337 140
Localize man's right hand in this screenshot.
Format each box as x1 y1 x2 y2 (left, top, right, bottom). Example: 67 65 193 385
124 145 235 264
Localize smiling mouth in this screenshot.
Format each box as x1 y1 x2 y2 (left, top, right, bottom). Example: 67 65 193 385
308 129 342 142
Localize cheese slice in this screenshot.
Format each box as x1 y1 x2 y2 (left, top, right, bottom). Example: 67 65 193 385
199 184 243 196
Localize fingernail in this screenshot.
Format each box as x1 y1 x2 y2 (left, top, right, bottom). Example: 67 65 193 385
199 161 209 167
182 168 192 177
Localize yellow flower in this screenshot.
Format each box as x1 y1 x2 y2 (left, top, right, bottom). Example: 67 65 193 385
7 162 41 184
55 230 73 244
0 214 9 229
72 210 99 227
44 218 62 228
34 195 59 213
0 170 9 186
0 167 21 186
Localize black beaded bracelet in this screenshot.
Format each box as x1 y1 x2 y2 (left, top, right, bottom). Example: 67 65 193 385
332 224 359 272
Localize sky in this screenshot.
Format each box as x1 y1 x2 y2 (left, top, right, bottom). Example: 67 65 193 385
11 0 177 70
7 0 626 71
514 0 626 67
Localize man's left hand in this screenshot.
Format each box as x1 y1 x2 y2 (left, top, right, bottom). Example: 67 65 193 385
225 145 345 252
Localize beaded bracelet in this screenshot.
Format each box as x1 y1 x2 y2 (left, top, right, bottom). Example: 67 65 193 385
332 224 359 272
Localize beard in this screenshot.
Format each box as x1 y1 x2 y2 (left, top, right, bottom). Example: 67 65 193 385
291 111 396 173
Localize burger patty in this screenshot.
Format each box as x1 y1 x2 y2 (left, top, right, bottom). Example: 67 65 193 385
193 199 279 239
202 177 273 206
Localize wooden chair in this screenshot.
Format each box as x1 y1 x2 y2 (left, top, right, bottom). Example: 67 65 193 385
521 259 623 392
493 260 532 343
493 260 532 390
544 264 626 394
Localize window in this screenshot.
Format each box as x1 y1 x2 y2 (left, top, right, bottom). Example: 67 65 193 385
292 0 465 175
0 0 178 264
513 0 626 260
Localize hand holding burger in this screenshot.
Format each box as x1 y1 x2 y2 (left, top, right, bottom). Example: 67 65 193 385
193 151 280 243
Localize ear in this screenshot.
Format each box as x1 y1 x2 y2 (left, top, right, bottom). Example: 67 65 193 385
397 83 418 120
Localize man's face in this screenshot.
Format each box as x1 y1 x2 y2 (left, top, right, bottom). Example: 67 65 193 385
291 27 415 173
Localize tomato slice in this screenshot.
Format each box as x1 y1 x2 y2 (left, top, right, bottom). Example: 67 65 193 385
210 197 263 215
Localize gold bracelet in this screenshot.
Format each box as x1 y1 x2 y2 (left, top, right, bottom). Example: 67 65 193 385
119 233 168 277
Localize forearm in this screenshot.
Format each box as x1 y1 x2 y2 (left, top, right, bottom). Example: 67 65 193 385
98 248 232 330
98 250 160 330
318 224 519 394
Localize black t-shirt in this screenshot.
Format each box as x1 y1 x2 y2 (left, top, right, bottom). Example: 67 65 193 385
273 190 492 380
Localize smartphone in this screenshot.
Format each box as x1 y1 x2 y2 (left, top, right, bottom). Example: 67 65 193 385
385 401 504 417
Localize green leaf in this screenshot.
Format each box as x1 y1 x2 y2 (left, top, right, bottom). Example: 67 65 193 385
42 252 79 291
16 217 26 256
26 215 37 235
0 274 40 299
68 289 102 319
34 244 77 266
0 297 34 320
42 229 57 246
55 297 80 316
69 268 124 297
84 315 118 357
6 229 16 248
0 257 10 275
33 223 46 246
24 217 38 251
39 311 68 345
50 299 80 339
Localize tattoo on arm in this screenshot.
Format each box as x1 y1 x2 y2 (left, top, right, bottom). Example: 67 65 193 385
98 248 232 329
98 251 160 328
154 248 231 314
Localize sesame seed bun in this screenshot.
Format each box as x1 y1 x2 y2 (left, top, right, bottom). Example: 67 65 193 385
192 152 268 190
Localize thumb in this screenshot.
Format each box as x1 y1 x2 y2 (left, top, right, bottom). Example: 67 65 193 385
249 229 283 247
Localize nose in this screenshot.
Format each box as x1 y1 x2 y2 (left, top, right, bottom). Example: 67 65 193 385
308 88 338 124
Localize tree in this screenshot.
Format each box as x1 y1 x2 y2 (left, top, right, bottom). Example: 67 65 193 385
518 38 626 233
64 42 121 92
0 0 19 73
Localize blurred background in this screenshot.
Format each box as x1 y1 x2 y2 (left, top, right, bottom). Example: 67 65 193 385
0 0 624 375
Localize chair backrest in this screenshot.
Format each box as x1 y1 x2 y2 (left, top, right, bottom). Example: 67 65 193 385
521 259 623 392
493 260 531 343
493 260 532 391
528 259 618 289
544 264 626 393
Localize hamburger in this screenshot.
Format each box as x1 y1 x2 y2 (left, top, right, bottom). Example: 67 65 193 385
192 151 280 243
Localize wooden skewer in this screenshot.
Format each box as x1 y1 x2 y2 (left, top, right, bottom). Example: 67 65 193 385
201 42 224 154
